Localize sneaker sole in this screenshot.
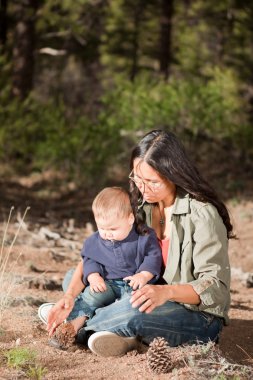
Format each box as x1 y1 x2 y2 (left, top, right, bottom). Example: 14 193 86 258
38 303 55 324
88 331 138 357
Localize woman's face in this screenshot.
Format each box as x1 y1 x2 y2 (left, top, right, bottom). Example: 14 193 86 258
132 159 176 204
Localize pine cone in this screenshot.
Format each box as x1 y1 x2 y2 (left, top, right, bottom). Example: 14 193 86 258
147 337 172 374
54 322 76 348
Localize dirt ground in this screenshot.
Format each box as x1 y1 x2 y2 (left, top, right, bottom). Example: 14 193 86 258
0 176 253 379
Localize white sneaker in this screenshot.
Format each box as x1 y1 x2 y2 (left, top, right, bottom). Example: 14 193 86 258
38 303 55 324
88 331 138 357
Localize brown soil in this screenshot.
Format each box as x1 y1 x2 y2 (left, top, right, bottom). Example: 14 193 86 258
0 176 253 379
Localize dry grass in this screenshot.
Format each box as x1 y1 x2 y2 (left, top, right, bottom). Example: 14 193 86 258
148 340 253 379
0 207 30 324
178 341 253 379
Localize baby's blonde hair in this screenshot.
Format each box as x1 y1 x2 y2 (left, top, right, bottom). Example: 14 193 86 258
92 187 133 220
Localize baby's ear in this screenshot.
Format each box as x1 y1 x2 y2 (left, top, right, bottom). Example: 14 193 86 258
128 213 135 225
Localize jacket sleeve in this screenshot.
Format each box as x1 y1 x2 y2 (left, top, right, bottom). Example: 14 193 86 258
188 204 230 312
136 228 162 279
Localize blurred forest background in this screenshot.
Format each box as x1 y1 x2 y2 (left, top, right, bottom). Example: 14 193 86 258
0 0 253 203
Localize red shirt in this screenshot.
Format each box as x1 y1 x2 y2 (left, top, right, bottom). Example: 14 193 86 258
158 238 170 267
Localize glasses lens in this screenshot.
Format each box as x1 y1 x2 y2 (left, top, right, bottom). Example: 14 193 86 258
129 172 163 192
151 183 161 191
129 174 143 187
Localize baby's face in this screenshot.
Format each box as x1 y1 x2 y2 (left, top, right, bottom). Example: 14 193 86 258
95 213 134 241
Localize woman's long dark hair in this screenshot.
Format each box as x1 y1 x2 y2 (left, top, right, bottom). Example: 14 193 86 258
130 129 234 239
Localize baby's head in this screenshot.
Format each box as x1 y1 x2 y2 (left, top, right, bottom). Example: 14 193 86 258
92 187 135 241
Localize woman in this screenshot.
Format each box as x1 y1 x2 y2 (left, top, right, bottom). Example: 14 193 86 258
41 129 233 357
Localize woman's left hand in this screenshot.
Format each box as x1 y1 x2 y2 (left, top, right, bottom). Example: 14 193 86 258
130 284 171 313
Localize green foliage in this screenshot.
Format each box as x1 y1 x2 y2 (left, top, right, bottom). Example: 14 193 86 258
1 0 253 184
0 66 250 183
100 68 248 140
26 365 48 380
0 92 124 182
101 0 160 78
4 347 36 369
0 95 68 171
3 347 47 379
37 0 106 61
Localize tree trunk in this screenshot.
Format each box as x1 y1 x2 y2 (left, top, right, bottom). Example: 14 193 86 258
0 0 8 47
12 0 37 99
130 0 146 81
159 0 174 79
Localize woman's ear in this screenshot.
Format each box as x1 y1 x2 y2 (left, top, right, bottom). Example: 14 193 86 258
128 212 135 225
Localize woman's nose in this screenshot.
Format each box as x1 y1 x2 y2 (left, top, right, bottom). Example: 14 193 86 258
139 182 150 194
138 181 146 191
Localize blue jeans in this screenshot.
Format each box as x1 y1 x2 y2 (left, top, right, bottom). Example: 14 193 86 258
63 269 132 320
63 269 223 346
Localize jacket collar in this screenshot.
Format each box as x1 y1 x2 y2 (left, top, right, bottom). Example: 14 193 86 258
171 189 190 217
142 189 191 222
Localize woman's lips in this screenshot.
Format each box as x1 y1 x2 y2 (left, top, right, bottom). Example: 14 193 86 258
143 194 156 201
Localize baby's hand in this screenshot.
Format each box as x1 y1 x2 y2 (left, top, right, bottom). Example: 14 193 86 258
124 271 154 290
88 273 107 292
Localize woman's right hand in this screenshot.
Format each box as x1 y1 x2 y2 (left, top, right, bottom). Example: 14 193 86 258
47 294 75 337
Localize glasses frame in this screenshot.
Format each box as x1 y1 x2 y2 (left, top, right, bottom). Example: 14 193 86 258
128 170 164 193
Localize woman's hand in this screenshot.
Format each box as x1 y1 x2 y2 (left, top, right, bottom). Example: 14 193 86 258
130 284 171 313
47 294 74 337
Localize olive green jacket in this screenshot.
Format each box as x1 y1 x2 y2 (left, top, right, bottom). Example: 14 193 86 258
144 191 231 324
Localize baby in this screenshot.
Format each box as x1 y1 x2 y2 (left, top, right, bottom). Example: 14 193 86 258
80 186 162 318
43 186 162 349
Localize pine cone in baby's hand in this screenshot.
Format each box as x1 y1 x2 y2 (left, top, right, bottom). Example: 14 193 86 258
147 337 172 374
54 322 76 348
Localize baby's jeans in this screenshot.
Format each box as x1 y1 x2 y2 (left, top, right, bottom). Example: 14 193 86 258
62 269 131 320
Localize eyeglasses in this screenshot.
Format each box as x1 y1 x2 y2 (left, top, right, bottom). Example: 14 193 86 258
128 170 164 192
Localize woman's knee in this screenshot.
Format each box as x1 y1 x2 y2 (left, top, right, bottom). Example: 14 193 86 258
62 268 75 292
